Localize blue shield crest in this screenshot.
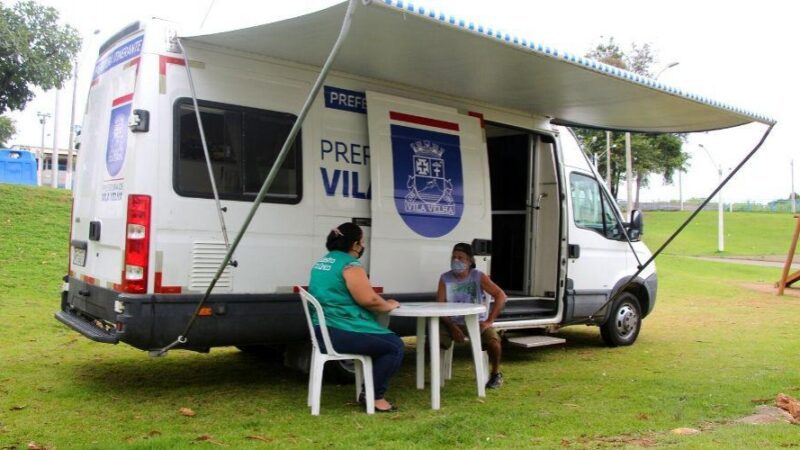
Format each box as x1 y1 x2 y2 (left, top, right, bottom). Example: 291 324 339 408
391 124 463 238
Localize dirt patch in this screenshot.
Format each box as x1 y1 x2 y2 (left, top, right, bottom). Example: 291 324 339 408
740 282 800 298
736 406 797 425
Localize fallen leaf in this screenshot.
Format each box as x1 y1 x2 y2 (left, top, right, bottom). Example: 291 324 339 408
246 435 273 443
776 393 800 420
10 405 27 411
27 443 44 450
179 407 196 417
148 430 162 437
195 434 227 446
637 413 649 420
671 427 700 435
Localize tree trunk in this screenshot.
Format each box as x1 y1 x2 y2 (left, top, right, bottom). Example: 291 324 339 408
635 173 643 210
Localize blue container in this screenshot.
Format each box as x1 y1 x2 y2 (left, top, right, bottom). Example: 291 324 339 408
0 149 38 186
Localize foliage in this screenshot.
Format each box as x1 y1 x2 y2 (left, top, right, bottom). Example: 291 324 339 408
0 1 81 113
1 184 800 448
572 37 689 203
0 115 14 146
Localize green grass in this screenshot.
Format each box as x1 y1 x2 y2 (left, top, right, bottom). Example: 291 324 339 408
1 184 800 449
644 210 798 256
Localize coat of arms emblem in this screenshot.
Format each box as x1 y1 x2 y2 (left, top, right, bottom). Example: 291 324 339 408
404 140 455 216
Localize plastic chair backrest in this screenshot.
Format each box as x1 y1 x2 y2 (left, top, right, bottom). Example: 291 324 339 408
297 287 340 357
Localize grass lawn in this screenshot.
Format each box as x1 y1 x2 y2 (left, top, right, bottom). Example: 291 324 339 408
1 184 799 449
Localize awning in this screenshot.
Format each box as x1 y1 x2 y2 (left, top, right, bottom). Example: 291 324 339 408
182 0 775 133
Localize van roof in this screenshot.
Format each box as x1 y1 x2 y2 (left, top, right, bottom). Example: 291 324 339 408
182 1 775 133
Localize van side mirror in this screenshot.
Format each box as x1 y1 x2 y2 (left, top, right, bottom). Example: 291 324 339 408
627 209 643 240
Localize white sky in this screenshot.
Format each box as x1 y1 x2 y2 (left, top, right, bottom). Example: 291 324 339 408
7 0 797 202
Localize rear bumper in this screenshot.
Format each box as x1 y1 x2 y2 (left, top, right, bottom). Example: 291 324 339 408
58 276 427 351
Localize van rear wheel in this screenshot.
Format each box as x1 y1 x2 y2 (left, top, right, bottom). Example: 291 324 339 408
600 292 641 347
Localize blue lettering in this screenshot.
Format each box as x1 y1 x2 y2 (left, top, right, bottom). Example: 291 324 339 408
320 167 341 196
352 171 370 199
335 141 349 163
321 139 333 160
342 170 350 197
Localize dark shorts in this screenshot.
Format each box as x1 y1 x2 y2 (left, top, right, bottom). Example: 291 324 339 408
439 324 501 350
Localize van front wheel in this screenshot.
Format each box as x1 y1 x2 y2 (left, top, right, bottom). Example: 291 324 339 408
600 292 641 347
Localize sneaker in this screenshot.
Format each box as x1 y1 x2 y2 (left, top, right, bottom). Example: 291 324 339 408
486 372 504 389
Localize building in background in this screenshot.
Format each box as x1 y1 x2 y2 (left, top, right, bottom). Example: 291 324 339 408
10 145 78 189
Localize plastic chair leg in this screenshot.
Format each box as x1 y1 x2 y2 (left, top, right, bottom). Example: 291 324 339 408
354 359 364 402
362 358 375 415
307 351 316 407
310 356 325 416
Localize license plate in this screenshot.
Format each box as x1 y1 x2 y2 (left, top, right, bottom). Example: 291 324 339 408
72 247 86 267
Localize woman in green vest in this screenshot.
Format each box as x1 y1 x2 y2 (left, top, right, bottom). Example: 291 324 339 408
309 222 403 412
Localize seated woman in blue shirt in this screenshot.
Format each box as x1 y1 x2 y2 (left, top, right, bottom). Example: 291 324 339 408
309 222 403 412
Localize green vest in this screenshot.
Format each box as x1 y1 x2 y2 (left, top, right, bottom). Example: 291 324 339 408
308 250 390 334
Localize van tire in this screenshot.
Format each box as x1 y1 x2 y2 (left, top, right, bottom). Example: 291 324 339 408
600 292 641 347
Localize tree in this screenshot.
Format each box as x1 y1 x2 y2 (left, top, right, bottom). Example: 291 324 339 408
0 115 14 147
0 1 81 114
572 38 688 204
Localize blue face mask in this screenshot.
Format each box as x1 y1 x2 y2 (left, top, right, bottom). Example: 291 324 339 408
451 260 468 273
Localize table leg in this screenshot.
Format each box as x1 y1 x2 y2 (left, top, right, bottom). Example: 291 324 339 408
429 316 441 410
464 314 486 398
416 316 426 390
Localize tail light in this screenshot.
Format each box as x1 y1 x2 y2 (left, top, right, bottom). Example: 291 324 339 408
121 195 151 293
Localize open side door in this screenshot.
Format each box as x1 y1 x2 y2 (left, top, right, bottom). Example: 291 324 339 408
365 91 490 293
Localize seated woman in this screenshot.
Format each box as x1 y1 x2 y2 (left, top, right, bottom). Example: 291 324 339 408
437 242 508 389
308 222 403 412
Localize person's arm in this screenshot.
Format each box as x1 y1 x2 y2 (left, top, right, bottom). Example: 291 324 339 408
343 265 399 312
437 276 465 342
480 272 507 328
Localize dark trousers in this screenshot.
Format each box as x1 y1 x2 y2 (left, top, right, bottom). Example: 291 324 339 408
314 326 404 399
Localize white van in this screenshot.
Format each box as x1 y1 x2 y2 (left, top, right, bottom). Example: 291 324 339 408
57 1 772 365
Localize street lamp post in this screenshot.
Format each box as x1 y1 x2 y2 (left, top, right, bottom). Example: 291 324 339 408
700 143 724 252
51 91 60 188
36 112 50 186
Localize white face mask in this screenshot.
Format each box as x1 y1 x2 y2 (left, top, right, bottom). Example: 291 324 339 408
451 260 468 273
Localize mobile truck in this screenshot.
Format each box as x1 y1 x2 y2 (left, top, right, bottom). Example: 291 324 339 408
57 1 773 370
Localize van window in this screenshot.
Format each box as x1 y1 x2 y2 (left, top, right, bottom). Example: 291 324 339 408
174 99 301 204
569 172 623 240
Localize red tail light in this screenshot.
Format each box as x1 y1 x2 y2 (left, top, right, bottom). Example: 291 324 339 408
121 194 151 293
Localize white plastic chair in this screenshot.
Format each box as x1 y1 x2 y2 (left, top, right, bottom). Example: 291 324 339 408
440 340 489 387
297 286 375 415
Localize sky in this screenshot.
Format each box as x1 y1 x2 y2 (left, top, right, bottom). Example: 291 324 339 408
6 0 797 203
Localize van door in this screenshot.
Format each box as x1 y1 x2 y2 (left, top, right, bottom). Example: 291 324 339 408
365 91 490 293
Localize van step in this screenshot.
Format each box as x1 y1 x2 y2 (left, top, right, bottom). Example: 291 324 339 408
55 311 119 344
506 335 566 349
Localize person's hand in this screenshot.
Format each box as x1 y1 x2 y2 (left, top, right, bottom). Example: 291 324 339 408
450 325 466 343
479 320 493 333
385 299 400 311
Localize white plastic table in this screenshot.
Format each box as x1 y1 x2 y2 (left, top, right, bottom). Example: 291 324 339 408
389 302 487 409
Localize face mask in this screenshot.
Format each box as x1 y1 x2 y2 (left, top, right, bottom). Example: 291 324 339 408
451 260 468 273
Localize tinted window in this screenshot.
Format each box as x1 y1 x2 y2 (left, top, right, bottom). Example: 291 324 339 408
174 99 301 204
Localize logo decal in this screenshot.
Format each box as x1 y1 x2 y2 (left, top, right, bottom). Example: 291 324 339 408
391 124 463 238
105 103 131 177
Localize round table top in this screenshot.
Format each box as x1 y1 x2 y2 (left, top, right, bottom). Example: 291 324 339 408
388 302 487 317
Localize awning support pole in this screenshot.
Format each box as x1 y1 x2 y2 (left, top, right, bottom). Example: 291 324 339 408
176 38 232 252
156 0 362 356
570 123 775 326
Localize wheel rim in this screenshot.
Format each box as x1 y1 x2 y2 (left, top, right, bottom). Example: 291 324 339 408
614 302 639 339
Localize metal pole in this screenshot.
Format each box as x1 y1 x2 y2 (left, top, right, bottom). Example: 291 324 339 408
67 62 78 190
37 112 49 186
625 131 633 218
605 131 611 188
51 91 60 188
792 159 796 214
718 166 724 252
678 169 683 211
